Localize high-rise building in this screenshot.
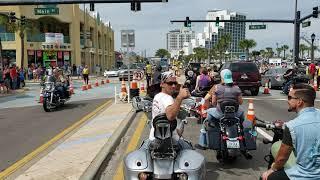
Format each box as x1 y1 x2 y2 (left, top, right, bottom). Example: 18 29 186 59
204 10 246 57
166 28 195 57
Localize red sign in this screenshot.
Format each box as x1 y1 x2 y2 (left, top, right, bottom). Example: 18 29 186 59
37 50 42 57
57 51 63 59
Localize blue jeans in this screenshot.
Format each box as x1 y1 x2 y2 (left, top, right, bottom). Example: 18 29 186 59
198 107 244 147
283 80 292 94
11 77 17 90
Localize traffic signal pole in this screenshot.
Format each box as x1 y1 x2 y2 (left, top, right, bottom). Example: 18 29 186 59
171 7 319 65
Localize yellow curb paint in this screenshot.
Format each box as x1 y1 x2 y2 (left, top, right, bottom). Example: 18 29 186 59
0 100 112 179
113 114 147 180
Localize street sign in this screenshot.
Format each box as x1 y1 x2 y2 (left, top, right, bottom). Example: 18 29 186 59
249 24 267 30
34 7 59 15
0 0 168 5
302 21 311 28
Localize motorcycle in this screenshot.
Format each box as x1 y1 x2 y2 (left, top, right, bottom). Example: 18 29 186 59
205 100 256 162
282 73 310 95
255 119 296 169
42 75 71 112
184 70 196 92
125 97 206 180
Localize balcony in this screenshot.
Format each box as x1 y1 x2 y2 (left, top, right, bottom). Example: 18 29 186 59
0 33 15 41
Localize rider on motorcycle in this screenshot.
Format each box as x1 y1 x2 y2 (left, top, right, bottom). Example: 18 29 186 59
195 69 244 150
262 83 320 180
53 68 69 99
194 67 211 92
282 66 297 94
141 71 192 150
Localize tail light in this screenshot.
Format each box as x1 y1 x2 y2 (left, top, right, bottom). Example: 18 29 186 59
222 135 228 140
138 172 148 180
237 136 244 141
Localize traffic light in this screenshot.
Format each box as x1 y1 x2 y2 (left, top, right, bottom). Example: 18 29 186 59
313 6 318 18
20 15 26 26
131 2 141 11
184 16 191 27
215 17 219 27
90 3 94 11
9 12 16 23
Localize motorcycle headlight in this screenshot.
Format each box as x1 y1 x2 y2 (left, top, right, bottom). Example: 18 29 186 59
45 84 52 90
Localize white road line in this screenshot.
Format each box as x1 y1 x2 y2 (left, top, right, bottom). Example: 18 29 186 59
256 127 273 141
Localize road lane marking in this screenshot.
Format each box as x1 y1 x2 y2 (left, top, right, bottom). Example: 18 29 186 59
0 99 112 179
113 114 148 180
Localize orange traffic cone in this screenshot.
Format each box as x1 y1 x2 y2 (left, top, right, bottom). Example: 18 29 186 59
38 89 44 104
87 82 92 89
106 77 110 83
69 83 74 95
120 80 127 98
313 75 318 91
140 82 145 93
82 82 87 91
246 99 256 125
95 79 99 87
263 80 270 94
131 81 138 89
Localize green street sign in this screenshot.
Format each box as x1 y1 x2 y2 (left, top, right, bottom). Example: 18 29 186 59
302 21 311 28
249 24 267 30
34 8 59 15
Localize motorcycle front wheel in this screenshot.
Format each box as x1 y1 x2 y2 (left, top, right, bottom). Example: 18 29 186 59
43 98 52 112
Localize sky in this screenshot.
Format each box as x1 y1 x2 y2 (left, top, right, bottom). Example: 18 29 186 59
92 0 320 57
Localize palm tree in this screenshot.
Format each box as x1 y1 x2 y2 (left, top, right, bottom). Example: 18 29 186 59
0 14 37 69
281 45 289 60
299 44 308 58
155 48 170 58
239 39 257 61
276 47 282 58
265 47 274 58
215 34 232 62
193 47 207 62
260 49 267 59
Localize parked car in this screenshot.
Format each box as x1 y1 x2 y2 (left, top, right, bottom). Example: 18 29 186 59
261 68 288 89
118 64 139 81
220 61 261 96
104 68 120 77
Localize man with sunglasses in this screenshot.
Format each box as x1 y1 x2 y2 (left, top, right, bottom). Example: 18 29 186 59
141 71 192 150
262 83 320 180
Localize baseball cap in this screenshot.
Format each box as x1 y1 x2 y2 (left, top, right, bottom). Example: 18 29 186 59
220 69 233 84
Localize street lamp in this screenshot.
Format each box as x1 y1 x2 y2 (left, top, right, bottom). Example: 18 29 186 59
311 33 315 63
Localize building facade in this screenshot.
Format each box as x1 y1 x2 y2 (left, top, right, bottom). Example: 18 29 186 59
166 28 195 58
204 10 246 57
0 4 115 73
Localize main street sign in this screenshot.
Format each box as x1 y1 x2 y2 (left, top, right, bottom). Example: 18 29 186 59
249 24 267 30
302 21 311 28
35 7 59 15
0 0 167 5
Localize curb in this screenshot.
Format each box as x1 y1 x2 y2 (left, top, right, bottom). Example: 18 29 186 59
80 108 137 180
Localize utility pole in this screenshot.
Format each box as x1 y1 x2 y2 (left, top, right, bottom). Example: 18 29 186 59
293 0 300 65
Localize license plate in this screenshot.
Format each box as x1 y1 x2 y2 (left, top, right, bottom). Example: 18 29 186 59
226 140 240 149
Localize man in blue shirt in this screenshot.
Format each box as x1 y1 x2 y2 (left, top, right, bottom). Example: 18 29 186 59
262 83 320 180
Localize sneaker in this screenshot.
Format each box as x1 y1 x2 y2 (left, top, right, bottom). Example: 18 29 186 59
194 144 207 150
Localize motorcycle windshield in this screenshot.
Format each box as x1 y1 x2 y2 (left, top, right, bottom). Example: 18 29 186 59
45 76 55 83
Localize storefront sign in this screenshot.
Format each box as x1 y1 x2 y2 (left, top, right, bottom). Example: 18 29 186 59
34 8 59 15
45 33 64 44
64 51 70 60
57 51 63 59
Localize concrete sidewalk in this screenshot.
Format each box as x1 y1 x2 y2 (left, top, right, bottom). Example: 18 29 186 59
13 101 135 180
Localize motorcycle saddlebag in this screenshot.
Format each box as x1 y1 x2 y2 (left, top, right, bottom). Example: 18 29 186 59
243 128 257 150
206 125 221 150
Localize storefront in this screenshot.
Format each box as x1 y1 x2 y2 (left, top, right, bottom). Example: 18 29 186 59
2 50 16 67
27 49 71 68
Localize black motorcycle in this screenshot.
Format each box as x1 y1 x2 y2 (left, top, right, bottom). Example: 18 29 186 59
255 119 296 169
42 75 71 112
205 100 256 162
282 73 309 95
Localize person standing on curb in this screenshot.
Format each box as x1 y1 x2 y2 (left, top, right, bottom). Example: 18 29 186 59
82 65 89 85
145 61 152 88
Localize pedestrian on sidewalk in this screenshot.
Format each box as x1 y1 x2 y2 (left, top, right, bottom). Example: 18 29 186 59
0 67 6 93
82 65 89 85
72 64 77 76
10 64 18 90
145 61 152 88
3 65 10 93
19 67 25 88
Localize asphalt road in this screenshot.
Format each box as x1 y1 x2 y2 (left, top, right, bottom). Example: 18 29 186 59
0 96 109 172
100 91 320 180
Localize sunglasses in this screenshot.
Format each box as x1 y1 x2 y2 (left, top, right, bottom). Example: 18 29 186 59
288 95 300 100
165 81 178 86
